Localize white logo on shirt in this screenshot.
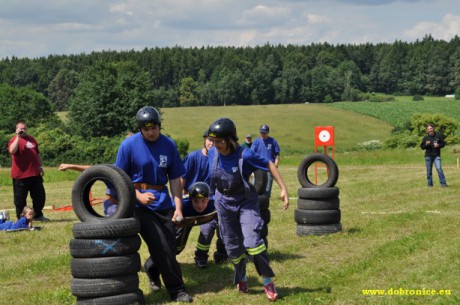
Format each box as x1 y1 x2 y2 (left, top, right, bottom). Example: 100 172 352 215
26 141 35 149
159 155 167 167
232 167 238 173
267 144 272 150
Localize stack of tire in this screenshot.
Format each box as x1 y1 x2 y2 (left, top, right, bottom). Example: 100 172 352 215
69 165 145 305
295 154 342 236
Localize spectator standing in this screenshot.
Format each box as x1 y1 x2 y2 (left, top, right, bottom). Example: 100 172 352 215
8 120 48 221
251 124 281 197
240 134 253 149
420 123 448 187
115 106 192 303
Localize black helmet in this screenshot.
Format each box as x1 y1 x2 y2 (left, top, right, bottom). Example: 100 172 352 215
207 118 238 141
189 182 210 198
203 129 209 138
136 106 161 128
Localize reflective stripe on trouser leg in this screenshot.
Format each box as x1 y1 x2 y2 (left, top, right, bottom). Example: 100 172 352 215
252 250 275 278
195 218 218 259
232 253 247 284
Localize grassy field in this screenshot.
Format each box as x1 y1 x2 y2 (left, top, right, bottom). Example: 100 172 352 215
161 104 393 157
2 102 459 304
0 150 459 305
326 97 460 128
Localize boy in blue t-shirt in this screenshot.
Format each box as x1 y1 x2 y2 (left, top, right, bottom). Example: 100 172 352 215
144 182 216 291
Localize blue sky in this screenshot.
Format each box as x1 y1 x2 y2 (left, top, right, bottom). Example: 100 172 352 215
0 0 459 59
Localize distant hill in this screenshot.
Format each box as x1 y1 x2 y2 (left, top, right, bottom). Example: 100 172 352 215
161 104 393 155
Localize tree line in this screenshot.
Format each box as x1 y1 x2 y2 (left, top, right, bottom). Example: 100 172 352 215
1 34 460 113
1 34 460 166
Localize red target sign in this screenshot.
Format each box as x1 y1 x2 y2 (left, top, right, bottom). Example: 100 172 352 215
315 126 334 146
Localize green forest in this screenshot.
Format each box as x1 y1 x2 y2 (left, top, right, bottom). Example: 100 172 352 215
1 34 460 166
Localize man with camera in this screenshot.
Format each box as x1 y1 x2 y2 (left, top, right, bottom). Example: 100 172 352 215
8 120 48 221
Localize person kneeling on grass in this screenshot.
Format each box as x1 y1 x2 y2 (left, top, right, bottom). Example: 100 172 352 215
0 206 35 231
144 182 217 292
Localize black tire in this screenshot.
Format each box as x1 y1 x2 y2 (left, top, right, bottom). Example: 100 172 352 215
297 197 340 210
73 218 140 239
297 153 339 188
249 170 268 195
70 235 142 258
71 164 135 222
296 223 342 236
260 209 271 225
71 253 141 278
294 208 341 225
298 187 339 200
258 194 270 211
260 224 268 238
71 274 139 298
77 289 144 305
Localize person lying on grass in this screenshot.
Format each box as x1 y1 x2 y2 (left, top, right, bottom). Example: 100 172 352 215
0 206 35 231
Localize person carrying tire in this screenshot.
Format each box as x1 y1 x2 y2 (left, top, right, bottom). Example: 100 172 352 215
251 124 281 197
144 182 217 286
181 130 220 269
115 106 192 303
207 118 289 302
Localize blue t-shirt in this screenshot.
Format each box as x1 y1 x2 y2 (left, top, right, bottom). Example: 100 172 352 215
115 132 186 211
208 146 269 183
182 149 210 190
180 196 216 217
0 217 28 230
251 136 280 162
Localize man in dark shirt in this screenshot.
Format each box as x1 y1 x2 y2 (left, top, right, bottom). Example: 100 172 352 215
420 123 448 187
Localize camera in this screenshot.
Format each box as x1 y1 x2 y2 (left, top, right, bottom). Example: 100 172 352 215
19 130 24 136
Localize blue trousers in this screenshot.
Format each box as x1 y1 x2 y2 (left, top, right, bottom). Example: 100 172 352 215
425 156 447 186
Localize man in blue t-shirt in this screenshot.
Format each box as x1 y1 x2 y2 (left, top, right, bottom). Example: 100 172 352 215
251 124 281 197
115 106 192 303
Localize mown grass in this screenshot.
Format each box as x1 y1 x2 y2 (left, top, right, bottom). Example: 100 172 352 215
1 102 459 304
0 149 459 304
162 104 393 158
326 97 460 128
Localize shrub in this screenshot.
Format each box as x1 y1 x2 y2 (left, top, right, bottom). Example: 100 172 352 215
358 140 382 151
412 94 424 101
174 138 190 158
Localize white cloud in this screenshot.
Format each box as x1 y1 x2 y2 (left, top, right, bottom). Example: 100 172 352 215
238 5 292 26
306 14 331 24
1 0 460 58
405 14 460 41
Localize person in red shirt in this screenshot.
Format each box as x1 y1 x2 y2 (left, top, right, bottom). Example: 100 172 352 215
8 120 48 221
